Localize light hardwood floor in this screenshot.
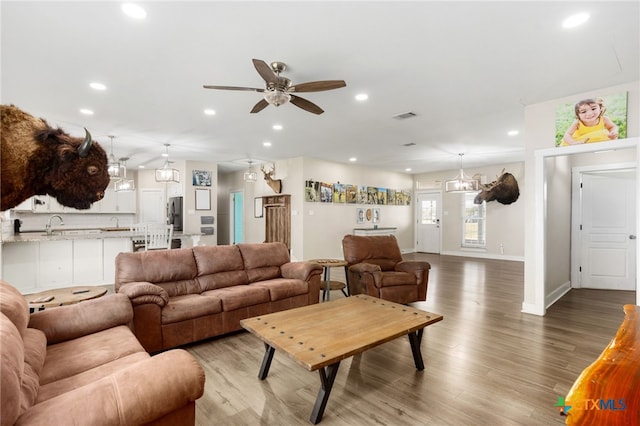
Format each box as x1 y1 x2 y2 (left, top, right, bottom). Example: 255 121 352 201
185 253 635 425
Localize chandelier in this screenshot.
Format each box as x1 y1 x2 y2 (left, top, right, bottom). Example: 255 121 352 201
244 160 257 182
155 144 180 183
114 157 135 192
107 136 121 178
445 153 480 193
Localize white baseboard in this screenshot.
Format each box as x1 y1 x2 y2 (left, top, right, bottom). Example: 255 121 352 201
546 281 571 309
521 302 545 316
440 250 524 262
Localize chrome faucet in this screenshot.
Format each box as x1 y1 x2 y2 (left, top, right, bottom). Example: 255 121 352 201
110 216 119 228
45 215 64 235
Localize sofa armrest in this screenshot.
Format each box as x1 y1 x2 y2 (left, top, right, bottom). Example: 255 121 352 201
395 260 431 275
118 281 169 308
349 262 382 274
27 293 133 345
281 261 323 281
14 349 205 425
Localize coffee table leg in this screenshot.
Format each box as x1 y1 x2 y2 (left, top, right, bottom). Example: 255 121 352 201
310 362 341 424
258 343 276 380
407 328 425 371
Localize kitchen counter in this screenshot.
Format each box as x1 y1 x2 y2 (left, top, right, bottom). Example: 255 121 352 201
2 229 202 243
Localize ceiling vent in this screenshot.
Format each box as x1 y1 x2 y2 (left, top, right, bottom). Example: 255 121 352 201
403 142 416 147
392 111 417 120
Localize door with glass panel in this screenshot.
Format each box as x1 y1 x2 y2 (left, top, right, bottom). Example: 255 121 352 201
416 192 441 253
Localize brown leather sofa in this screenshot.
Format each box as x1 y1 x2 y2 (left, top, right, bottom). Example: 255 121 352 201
342 234 430 304
115 242 323 353
0 280 205 426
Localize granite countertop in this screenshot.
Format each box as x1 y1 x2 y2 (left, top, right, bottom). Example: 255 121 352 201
1 228 201 243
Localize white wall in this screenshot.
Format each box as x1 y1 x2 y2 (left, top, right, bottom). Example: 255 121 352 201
523 80 639 315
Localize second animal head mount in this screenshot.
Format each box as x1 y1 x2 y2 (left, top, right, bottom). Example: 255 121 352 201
261 164 282 194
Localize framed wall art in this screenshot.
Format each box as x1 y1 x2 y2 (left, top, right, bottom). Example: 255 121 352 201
192 170 212 187
195 188 211 210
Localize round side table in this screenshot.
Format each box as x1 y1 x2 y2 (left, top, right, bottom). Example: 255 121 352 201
308 258 349 301
25 286 109 313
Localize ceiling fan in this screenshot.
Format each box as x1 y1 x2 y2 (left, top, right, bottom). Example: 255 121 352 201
203 59 346 115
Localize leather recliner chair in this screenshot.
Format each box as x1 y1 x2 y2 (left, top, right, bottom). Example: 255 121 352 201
342 234 430 304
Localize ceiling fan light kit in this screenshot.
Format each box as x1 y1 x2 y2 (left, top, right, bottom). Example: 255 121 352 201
203 58 346 115
445 153 480 193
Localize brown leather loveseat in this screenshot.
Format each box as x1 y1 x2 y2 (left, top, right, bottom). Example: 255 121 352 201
342 234 430 304
0 280 205 426
115 242 323 353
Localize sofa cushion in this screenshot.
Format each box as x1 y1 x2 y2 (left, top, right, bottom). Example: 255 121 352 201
375 271 417 287
161 294 223 324
0 280 29 336
115 249 200 296
193 245 249 291
251 278 309 301
36 352 150 403
40 325 145 385
20 328 47 413
203 286 270 312
238 242 290 283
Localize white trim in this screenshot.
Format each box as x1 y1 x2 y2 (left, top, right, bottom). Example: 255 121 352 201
529 137 639 316
546 280 571 308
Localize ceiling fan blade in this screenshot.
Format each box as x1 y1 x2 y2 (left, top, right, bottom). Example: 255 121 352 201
203 85 264 92
250 99 270 114
252 59 278 85
290 80 346 93
290 95 324 115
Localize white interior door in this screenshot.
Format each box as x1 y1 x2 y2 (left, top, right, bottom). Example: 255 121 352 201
416 192 441 253
580 170 636 290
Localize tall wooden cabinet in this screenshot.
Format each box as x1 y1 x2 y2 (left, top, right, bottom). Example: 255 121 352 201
263 194 291 250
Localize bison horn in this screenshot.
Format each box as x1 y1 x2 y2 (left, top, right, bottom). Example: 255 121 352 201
78 128 93 157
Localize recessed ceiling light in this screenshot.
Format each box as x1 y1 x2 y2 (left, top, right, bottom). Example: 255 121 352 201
272 124 283 130
507 130 519 136
79 108 94 115
204 109 216 115
263 141 272 147
405 168 412 172
349 157 357 162
138 165 145 169
122 3 147 19
89 82 106 91
562 12 589 29
355 93 368 101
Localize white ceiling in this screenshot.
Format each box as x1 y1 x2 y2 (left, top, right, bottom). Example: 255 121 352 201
2 1 638 174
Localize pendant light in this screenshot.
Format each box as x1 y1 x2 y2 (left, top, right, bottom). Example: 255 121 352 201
107 136 121 178
445 153 480 193
155 144 180 183
244 160 257 182
114 157 135 192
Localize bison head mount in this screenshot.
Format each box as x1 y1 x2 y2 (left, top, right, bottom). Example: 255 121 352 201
1 104 110 211
474 169 520 205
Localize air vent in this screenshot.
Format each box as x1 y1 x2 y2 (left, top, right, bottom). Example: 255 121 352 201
393 111 417 120
403 142 416 147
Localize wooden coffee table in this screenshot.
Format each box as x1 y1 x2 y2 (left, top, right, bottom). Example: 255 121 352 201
240 295 443 424
25 286 108 313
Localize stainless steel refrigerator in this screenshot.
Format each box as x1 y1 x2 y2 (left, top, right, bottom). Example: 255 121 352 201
168 196 183 231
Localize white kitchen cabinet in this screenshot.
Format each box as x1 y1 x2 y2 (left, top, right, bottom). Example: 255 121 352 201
38 240 73 288
73 239 104 284
13 197 34 212
2 242 39 293
103 238 132 284
98 188 136 213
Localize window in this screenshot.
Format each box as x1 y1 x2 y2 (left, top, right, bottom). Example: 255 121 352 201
462 193 486 248
420 199 437 225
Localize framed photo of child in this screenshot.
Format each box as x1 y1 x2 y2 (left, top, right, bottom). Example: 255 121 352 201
555 92 627 147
